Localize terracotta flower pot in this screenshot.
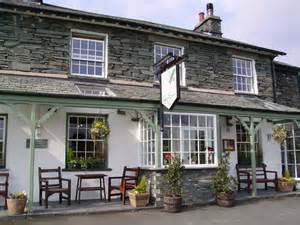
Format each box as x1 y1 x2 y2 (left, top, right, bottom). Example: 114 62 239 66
7 198 27 215
278 180 295 192
216 192 235 207
163 195 182 213
128 192 150 208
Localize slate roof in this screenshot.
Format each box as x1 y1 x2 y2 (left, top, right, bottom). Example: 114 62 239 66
1 74 300 114
274 61 300 70
0 0 285 56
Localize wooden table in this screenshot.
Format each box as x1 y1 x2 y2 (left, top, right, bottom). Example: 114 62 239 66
75 174 107 203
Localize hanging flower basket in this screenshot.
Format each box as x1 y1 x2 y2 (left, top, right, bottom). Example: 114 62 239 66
272 125 287 144
90 119 110 141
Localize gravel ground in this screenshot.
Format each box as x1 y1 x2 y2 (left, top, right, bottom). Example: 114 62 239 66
3 197 300 225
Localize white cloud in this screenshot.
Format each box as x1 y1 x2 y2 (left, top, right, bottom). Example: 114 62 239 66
45 0 300 65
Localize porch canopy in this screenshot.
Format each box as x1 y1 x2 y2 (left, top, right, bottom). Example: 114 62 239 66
1 72 300 212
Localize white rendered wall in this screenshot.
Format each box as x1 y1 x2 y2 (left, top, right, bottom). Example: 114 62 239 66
0 105 140 202
219 117 282 183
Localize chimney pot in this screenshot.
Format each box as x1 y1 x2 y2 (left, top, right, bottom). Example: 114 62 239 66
198 12 205 23
207 3 214 17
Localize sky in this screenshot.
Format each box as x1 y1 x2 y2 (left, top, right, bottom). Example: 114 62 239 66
45 0 300 66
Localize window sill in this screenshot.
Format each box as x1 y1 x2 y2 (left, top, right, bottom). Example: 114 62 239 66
140 166 218 171
62 168 112 172
68 74 108 81
0 168 9 172
234 91 258 96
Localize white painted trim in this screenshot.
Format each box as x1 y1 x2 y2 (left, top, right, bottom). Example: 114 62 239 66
70 31 109 79
162 112 218 168
232 55 258 95
0 70 68 79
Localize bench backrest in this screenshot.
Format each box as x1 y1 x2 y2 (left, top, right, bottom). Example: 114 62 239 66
236 164 267 177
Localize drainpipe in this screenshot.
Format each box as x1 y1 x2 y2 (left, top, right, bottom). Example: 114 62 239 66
271 57 277 103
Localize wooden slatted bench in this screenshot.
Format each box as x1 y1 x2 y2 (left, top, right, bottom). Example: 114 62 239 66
236 164 278 193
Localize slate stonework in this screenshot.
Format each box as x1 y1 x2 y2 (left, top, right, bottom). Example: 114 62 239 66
0 12 275 100
141 169 216 206
275 64 300 109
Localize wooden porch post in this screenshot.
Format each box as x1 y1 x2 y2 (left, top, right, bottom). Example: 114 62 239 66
154 112 162 168
249 117 257 197
238 117 265 197
28 103 37 214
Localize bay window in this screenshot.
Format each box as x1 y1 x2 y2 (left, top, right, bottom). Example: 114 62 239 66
140 113 218 168
282 123 300 178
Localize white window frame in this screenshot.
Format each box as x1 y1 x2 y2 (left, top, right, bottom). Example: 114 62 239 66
282 123 300 179
154 43 186 86
70 30 108 78
0 115 7 168
232 56 258 94
139 112 218 169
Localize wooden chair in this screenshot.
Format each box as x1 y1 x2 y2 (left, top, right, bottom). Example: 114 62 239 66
38 167 71 208
236 164 278 193
108 166 140 204
0 173 9 209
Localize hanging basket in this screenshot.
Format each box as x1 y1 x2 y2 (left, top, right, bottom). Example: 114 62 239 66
272 125 287 144
90 119 110 141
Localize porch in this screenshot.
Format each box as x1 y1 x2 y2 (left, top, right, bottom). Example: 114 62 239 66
1 73 300 214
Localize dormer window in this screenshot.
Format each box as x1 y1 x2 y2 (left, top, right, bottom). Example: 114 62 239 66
232 57 258 94
71 37 106 77
154 44 185 86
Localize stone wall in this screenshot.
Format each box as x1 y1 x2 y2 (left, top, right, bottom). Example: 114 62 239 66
0 11 274 99
275 64 300 108
141 169 216 206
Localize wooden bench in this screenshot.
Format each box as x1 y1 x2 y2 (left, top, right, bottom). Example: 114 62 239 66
236 164 278 193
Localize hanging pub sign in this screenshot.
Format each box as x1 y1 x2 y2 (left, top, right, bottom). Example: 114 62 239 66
161 65 180 110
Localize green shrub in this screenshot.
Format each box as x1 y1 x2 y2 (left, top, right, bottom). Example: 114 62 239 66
163 157 183 197
211 153 236 194
132 176 148 194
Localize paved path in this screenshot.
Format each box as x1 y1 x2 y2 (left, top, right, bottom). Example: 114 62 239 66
3 197 300 225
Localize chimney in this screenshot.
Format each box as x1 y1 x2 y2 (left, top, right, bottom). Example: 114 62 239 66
198 12 205 23
194 3 222 37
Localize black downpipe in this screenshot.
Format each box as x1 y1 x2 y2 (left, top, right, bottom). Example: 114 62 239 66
271 58 277 103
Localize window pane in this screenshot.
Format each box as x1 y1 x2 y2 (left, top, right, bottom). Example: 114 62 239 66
71 38 105 77
232 57 254 93
66 115 107 169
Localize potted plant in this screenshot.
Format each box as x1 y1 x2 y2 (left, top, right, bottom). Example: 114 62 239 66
278 169 295 192
90 119 110 142
272 125 287 144
163 157 183 213
128 176 150 208
211 153 236 207
6 191 27 215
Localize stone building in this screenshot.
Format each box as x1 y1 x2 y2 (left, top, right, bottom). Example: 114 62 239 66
0 0 300 208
